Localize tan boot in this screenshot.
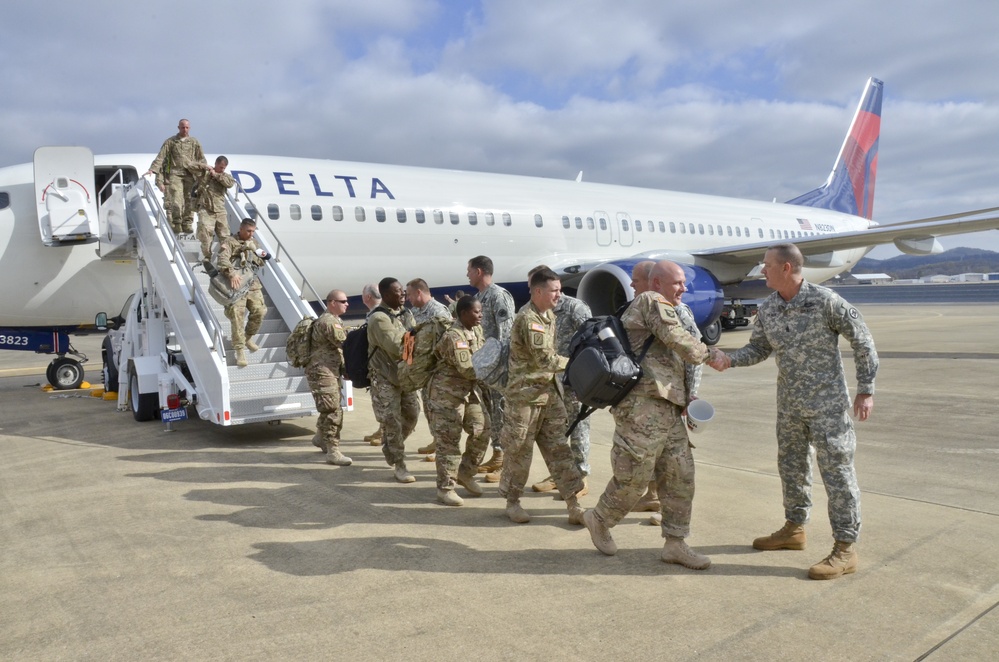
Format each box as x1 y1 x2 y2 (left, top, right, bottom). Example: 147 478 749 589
478 448 504 474
364 428 382 443
418 441 436 454
326 449 353 466
661 536 711 570
245 339 259 352
753 520 807 551
531 475 557 493
506 500 530 524
565 495 585 526
555 476 587 501
436 489 464 507
394 462 415 483
484 468 502 483
456 470 483 497
583 510 617 556
312 433 328 453
235 349 248 368
808 541 858 580
632 488 661 512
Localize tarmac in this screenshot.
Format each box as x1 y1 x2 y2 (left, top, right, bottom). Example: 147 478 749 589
1 303 997 661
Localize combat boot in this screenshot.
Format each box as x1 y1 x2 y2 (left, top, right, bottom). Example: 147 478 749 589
478 449 504 474
437 489 464 507
235 349 248 368
753 520 807 551
312 433 328 453
506 500 530 524
246 339 259 352
808 541 858 580
555 477 587 500
531 475 557 493
565 495 585 526
632 485 661 512
661 536 711 570
418 441 436 454
456 470 483 497
583 509 617 556
326 449 352 466
364 428 382 444
394 462 415 484
484 468 502 483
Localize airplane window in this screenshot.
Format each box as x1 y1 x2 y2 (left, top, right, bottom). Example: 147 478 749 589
332 206 343 221
688 223 695 234
669 222 676 233
415 209 426 224
586 217 594 230
698 224 704 235
575 217 582 229
397 209 407 223
708 225 714 236
679 223 686 235
244 203 258 219
759 228 764 238
434 210 444 224
468 212 477 226
562 216 570 229
311 205 322 221
290 204 302 221
267 203 280 220
502 212 512 227
376 207 386 223
647 221 654 232
450 211 459 225
535 214 544 228
621 219 629 231
598 217 607 231
485 212 495 226
735 227 741 237
727 226 733 236
745 227 750 237
659 221 665 233
0 192 8 210
634 219 642 232
355 206 366 222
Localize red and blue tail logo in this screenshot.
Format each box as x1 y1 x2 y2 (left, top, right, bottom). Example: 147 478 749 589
787 78 882 220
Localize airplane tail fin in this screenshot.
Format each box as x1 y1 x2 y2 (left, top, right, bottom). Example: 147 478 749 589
786 77 883 220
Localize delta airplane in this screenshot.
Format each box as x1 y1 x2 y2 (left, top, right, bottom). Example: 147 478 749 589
2 77 998 383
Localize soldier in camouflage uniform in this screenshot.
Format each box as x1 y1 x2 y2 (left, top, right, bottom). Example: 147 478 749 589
194 156 235 261
367 278 421 483
144 119 206 234
217 219 269 368
427 296 490 506
307 290 352 466
583 261 716 569
467 256 515 475
361 283 384 446
496 268 585 525
711 243 878 580
406 278 454 459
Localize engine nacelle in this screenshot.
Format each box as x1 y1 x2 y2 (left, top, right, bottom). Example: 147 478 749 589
576 259 725 333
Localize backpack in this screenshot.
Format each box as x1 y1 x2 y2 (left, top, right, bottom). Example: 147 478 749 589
285 316 315 368
472 337 510 389
342 323 370 388
397 317 451 392
562 309 654 436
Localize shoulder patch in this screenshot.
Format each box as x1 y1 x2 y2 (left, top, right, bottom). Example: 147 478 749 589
848 307 859 319
455 340 469 349
530 322 546 333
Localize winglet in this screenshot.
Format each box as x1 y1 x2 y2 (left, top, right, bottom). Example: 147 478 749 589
786 78 883 220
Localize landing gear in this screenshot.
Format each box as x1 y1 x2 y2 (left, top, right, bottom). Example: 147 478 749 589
46 356 85 390
700 319 722 346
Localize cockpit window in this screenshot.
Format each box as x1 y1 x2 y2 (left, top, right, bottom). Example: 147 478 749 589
0 192 9 210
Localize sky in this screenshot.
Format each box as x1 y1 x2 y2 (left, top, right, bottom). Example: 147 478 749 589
2 0 998 259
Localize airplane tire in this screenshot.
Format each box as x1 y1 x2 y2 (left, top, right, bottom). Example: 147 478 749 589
700 319 722 346
47 357 85 390
102 336 120 392
129 367 158 422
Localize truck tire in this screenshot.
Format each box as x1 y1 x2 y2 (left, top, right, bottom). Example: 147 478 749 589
700 319 721 346
129 367 158 422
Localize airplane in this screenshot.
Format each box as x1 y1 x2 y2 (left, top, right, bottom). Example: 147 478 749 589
2 77 999 388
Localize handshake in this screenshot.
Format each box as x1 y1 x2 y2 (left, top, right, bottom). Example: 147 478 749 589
706 347 731 372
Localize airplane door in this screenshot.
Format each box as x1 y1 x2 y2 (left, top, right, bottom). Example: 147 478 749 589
33 146 99 246
594 210 612 246
616 212 635 247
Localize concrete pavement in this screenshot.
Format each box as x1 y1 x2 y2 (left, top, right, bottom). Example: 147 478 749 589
1 303 997 661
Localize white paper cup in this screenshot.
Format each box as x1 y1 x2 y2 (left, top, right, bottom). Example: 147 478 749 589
686 399 715 434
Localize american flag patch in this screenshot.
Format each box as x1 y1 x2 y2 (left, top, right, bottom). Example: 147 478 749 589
796 218 813 230
530 323 545 332
455 340 469 349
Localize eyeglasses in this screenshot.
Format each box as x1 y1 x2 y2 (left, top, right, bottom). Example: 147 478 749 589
329 299 348 304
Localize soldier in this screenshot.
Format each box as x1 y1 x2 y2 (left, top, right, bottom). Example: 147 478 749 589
496 268 585 525
144 118 207 234
308 290 352 466
217 218 269 368
194 155 235 261
426 296 490 506
367 277 420 483
361 283 384 446
406 278 453 459
709 243 878 580
467 255 515 477
582 261 716 569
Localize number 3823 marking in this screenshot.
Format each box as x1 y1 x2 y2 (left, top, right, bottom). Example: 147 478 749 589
1 335 30 346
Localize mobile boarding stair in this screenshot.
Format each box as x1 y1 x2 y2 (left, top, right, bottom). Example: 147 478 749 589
97 172 321 426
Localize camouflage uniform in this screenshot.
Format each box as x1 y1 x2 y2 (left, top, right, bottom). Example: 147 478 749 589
427 322 490 490
496 303 584 502
148 134 206 233
592 291 711 539
555 294 593 475
728 281 878 543
412 298 453 424
195 167 235 260
367 305 420 466
475 283 515 448
217 233 267 352
306 311 347 451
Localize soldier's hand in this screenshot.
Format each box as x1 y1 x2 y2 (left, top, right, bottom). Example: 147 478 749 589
707 348 731 371
853 394 873 421
229 274 241 289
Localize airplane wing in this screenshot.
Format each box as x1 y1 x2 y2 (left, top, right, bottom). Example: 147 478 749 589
690 206 999 266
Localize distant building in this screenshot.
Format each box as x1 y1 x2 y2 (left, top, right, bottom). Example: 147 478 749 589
922 275 951 284
851 273 893 285
951 273 986 282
